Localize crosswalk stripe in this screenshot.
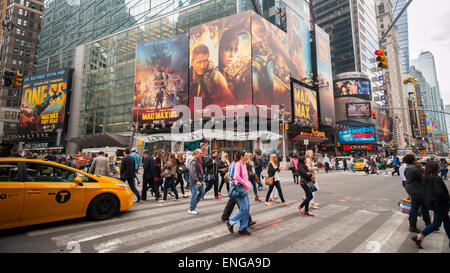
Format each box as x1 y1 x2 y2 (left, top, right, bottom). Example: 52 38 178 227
352 211 408 253
50 200 227 248
199 204 349 253
128 203 324 253
280 210 379 253
27 198 221 237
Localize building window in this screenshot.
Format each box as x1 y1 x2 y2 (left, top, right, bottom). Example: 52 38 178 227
17 18 22 25
5 112 11 119
12 59 17 64
6 101 12 107
13 48 18 54
8 89 13 96
11 112 17 119
18 8 23 15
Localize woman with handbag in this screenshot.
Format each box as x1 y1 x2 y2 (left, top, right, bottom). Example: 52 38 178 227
306 150 320 209
218 153 230 196
297 156 316 216
264 154 289 207
226 151 253 236
411 160 450 249
159 154 179 202
175 152 189 198
246 153 262 202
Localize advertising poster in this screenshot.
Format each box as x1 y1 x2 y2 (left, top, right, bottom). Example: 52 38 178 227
338 126 376 143
287 10 312 86
346 103 371 118
334 79 371 98
252 13 291 114
376 113 393 142
134 34 189 127
19 68 72 135
315 25 335 126
293 82 318 128
189 11 252 111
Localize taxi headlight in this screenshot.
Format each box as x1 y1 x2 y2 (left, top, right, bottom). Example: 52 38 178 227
115 183 129 190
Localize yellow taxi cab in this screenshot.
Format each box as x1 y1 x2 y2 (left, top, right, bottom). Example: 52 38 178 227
354 158 365 171
0 158 134 230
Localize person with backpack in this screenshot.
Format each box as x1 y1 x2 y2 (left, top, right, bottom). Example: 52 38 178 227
221 153 256 227
226 151 253 236
411 160 450 249
203 150 221 200
289 154 299 184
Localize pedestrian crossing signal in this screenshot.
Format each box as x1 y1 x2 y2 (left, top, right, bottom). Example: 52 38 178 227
375 49 388 69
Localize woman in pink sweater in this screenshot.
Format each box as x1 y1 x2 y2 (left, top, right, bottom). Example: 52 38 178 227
226 151 252 236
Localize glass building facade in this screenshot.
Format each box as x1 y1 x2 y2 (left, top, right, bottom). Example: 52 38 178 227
77 0 266 136
411 52 447 139
38 0 264 74
392 0 409 76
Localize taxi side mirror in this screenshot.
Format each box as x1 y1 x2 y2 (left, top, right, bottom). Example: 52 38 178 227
75 176 83 186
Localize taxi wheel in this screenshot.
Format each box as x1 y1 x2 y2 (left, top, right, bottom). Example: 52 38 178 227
87 194 120 221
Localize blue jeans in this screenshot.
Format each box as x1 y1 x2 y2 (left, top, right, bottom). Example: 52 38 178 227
350 164 355 172
189 182 205 211
440 169 448 179
300 183 313 213
163 177 178 200
229 192 250 231
421 211 450 239
256 170 263 188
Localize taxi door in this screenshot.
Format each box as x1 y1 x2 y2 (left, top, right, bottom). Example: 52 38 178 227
0 161 25 227
21 162 86 222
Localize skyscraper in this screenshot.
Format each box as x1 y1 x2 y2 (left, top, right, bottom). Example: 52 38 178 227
411 51 447 140
392 0 410 76
0 0 44 144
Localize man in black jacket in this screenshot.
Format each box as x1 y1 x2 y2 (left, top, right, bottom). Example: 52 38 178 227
203 150 220 200
121 149 141 203
142 150 160 201
404 155 431 233
254 150 263 190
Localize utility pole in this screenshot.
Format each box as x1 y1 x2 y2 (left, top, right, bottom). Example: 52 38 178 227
379 0 413 45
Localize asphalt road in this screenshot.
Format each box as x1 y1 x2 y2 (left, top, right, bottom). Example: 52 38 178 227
0 170 449 253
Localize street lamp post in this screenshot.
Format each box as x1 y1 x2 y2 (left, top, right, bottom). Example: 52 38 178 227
281 104 286 162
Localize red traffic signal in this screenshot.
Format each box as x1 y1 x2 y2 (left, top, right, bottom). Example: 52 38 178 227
375 49 388 69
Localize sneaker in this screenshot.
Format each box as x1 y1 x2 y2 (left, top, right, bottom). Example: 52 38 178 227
255 196 262 202
158 199 167 203
297 206 305 216
174 198 179 201
226 220 234 233
248 220 257 227
187 210 198 215
282 202 290 207
215 197 221 201
305 212 315 217
238 229 251 236
264 202 272 206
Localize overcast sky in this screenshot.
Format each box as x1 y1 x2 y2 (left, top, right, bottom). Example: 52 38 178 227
407 0 450 105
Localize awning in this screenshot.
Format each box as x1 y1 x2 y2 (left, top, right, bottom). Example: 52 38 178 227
66 133 130 148
292 134 329 143
136 130 282 143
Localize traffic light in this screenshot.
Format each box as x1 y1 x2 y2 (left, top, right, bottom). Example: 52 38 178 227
375 49 388 69
372 110 377 120
13 72 23 87
2 70 15 87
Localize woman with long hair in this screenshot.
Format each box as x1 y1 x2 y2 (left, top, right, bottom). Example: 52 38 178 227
297 156 315 216
265 154 289 207
218 152 231 196
175 152 189 198
305 150 319 209
245 152 262 202
159 153 179 202
226 151 252 236
411 160 450 249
